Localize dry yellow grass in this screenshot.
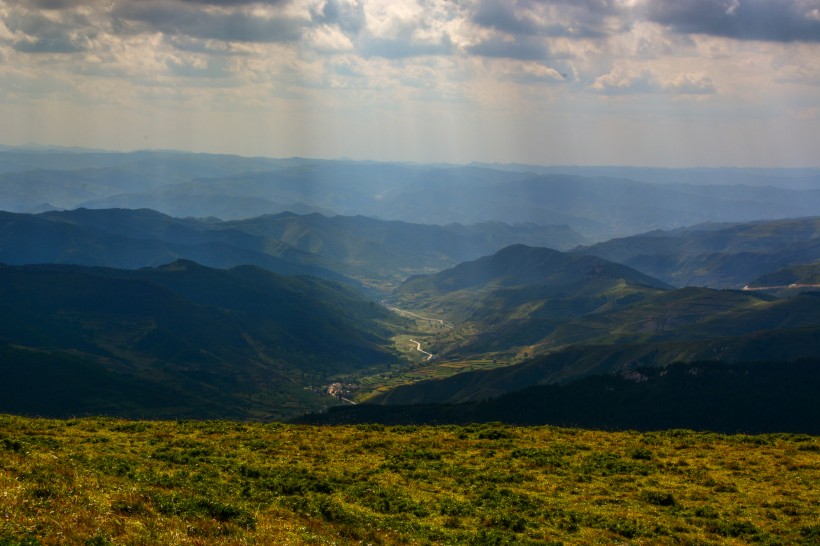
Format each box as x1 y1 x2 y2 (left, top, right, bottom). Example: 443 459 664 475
1 415 818 545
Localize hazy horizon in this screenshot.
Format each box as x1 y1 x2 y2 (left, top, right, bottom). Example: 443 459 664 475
7 141 820 172
2 0 820 168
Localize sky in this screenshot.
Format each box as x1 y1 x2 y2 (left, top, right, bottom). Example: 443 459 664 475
0 0 819 167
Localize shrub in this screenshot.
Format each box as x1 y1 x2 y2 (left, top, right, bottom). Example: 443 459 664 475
0 437 26 454
580 452 648 476
640 490 677 507
149 493 257 529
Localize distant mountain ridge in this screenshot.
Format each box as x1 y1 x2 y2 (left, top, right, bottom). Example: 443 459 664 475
4 148 820 239
0 208 351 285
0 208 582 293
576 217 820 288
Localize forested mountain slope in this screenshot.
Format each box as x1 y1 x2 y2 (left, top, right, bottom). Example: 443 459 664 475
0 261 400 419
577 217 820 288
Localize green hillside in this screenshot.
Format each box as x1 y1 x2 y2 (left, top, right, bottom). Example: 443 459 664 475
577 217 820 288
373 261 820 408
0 415 818 545
0 262 402 420
369 324 820 406
388 245 671 359
746 261 820 292
305 359 820 433
379 242 820 387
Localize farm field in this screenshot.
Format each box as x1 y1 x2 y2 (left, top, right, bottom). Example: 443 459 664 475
1 415 818 545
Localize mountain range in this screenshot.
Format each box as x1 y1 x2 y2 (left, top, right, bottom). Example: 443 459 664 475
0 208 581 293
3 208 820 423
369 243 820 412
576 217 820 288
4 148 820 240
3 147 820 428
389 244 671 358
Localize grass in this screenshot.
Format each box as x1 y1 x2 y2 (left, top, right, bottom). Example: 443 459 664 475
1 415 819 545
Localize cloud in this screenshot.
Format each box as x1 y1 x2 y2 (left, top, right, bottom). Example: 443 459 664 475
13 35 83 53
4 9 92 53
590 66 716 95
470 0 623 39
112 1 306 44
590 67 654 94
360 33 453 58
354 0 457 59
466 35 549 60
303 24 355 53
314 0 366 35
17 0 88 10
176 0 289 4
660 73 717 94
508 61 567 83
472 0 543 35
166 56 233 79
647 0 820 43
163 35 249 56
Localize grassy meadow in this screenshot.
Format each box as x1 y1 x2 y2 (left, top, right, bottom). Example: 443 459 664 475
0 415 819 545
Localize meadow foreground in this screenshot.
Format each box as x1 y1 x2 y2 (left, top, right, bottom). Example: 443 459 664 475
1 416 818 545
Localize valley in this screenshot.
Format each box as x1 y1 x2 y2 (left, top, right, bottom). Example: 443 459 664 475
1 148 820 432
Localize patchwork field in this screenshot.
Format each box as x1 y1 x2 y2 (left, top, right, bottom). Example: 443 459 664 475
1 415 818 545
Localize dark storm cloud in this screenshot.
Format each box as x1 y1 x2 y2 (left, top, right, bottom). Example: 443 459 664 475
112 1 305 43
647 0 820 43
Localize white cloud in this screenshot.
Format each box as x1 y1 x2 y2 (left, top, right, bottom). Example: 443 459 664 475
0 0 818 166
590 66 653 93
589 65 716 96
660 72 716 94
304 24 355 52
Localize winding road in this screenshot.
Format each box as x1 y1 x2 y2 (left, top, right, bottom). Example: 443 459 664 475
386 306 454 329
409 339 434 361
742 283 820 291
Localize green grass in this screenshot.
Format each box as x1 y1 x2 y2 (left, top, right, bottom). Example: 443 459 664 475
1 416 819 545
